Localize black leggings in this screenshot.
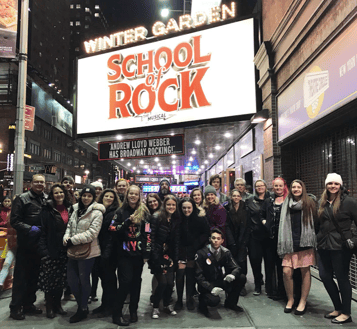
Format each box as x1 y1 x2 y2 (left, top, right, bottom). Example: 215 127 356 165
248 237 270 287
153 268 174 308
176 266 196 302
318 249 352 315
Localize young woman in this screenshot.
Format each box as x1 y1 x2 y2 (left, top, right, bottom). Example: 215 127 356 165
150 195 180 319
278 180 316 315
190 188 204 208
261 177 288 299
63 185 105 323
0 197 14 291
176 197 209 311
316 173 357 324
202 185 227 245
225 189 250 295
92 189 120 318
245 180 271 295
114 178 129 207
146 193 162 215
109 185 151 326
38 184 72 318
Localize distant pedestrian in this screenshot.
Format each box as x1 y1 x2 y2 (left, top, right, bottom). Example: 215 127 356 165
316 173 357 324
234 178 252 201
209 174 229 205
61 176 77 205
157 178 173 201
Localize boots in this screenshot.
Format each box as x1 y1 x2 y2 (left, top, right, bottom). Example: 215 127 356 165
186 268 196 310
53 291 67 315
45 293 55 319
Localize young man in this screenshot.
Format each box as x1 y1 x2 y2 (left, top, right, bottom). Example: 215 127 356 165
61 176 76 204
234 178 252 201
10 174 47 320
209 174 229 205
195 228 246 318
157 178 173 201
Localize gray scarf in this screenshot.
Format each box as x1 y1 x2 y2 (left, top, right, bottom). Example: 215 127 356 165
277 198 316 258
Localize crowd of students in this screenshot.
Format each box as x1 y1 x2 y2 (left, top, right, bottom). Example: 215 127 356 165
0 172 356 325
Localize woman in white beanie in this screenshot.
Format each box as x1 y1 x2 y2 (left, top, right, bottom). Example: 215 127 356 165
316 173 357 324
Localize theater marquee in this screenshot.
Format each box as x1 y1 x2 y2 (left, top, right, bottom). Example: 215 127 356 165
77 18 256 136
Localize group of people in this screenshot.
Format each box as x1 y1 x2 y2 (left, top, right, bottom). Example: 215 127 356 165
0 171 356 325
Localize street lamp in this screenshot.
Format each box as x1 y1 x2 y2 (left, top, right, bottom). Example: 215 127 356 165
84 169 90 184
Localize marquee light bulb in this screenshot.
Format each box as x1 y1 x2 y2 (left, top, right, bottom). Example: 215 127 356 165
204 160 208 164
209 154 213 158
194 140 201 145
191 149 196 154
215 145 221 150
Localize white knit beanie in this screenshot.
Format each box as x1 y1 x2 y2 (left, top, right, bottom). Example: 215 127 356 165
325 173 343 186
91 181 103 190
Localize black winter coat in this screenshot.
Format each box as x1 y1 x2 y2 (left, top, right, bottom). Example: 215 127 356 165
98 205 118 261
149 214 180 274
225 201 250 262
316 188 357 250
261 193 283 240
11 190 47 250
178 214 210 262
38 200 70 258
195 245 240 293
245 192 270 240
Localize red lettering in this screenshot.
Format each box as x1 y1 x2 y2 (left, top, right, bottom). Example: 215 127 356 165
158 78 179 112
137 50 154 77
191 35 211 67
132 83 156 115
107 54 123 82
130 241 136 251
173 42 193 70
109 83 133 118
122 54 136 79
180 67 210 109
154 47 173 72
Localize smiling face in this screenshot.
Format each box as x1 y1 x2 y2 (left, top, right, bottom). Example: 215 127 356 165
81 192 94 207
182 201 193 217
147 196 159 211
326 182 341 196
231 191 242 204
127 187 140 206
235 181 246 194
165 199 176 215
116 181 127 195
31 175 45 194
206 192 216 204
103 191 115 208
210 232 224 250
255 181 267 196
53 187 65 205
211 178 220 190
273 179 285 197
192 190 202 205
291 182 303 200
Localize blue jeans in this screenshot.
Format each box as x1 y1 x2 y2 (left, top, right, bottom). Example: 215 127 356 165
0 249 15 285
67 258 95 310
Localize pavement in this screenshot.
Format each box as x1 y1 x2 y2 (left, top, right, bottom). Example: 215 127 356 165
0 264 357 329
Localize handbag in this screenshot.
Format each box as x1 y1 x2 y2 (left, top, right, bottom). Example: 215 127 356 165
328 208 357 256
67 242 91 260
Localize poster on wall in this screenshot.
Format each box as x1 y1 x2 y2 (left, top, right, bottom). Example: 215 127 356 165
77 18 256 136
278 20 357 142
0 0 18 58
240 130 254 158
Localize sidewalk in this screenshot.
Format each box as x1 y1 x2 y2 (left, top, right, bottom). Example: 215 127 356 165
0 264 356 328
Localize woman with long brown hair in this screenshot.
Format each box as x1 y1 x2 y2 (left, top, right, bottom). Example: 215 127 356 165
278 180 316 315
316 173 357 324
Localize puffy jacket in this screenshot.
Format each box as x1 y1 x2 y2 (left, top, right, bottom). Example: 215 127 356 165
316 188 357 250
178 212 210 262
195 245 240 293
245 192 270 240
63 202 105 259
10 190 47 250
225 200 250 262
109 205 151 259
38 200 71 259
149 214 180 274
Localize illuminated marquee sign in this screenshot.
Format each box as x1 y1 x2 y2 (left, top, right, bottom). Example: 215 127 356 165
77 18 256 135
84 2 236 54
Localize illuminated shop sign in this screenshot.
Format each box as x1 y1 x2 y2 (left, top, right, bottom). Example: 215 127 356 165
98 134 184 160
84 2 236 54
142 185 187 193
77 19 256 135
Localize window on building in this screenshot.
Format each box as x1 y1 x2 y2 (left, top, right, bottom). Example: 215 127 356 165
74 158 79 168
80 162 85 169
67 156 73 166
76 4 81 9
76 21 80 26
62 153 66 164
43 148 52 159
85 25 89 29
70 21 73 26
95 5 99 9
54 151 61 162
94 13 99 17
70 4 74 9
44 129 51 140
75 47 79 52
85 7 90 12
29 141 40 156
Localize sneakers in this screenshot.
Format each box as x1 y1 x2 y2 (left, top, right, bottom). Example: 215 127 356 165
63 294 76 301
165 304 177 316
253 285 261 296
152 308 160 319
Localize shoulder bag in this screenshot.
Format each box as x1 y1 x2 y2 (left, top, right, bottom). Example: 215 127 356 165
67 242 91 260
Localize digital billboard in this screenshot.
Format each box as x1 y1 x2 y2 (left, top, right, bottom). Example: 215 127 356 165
77 18 256 136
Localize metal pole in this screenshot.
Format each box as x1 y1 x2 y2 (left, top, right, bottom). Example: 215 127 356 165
13 0 29 195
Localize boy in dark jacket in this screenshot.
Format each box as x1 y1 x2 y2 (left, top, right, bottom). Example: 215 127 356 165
195 228 246 318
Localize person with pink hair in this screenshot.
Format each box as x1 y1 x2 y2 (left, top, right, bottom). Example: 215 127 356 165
261 177 288 300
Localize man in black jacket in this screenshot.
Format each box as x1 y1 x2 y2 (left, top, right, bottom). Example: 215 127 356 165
195 228 246 317
9 174 47 320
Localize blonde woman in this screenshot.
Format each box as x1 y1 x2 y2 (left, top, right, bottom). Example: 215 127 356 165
108 185 151 326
